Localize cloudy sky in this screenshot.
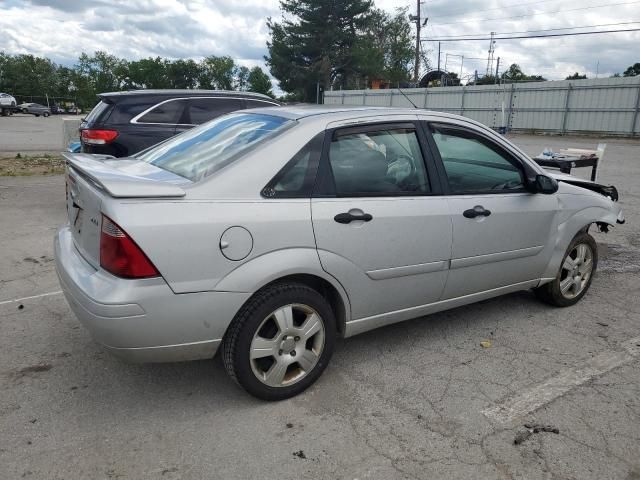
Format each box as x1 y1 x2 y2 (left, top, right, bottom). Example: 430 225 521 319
1 0 639 87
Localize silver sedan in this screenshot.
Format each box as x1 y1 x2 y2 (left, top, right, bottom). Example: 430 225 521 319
55 106 625 400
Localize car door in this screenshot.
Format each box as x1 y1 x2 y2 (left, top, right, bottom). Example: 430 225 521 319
311 121 452 325
424 122 559 299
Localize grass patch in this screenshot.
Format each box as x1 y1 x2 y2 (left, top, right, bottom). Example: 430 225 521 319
0 153 65 176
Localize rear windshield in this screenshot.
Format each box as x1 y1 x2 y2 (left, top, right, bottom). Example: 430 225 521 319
135 113 291 181
84 100 112 123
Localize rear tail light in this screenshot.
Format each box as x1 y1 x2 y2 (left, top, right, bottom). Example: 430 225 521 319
100 215 160 279
81 129 118 145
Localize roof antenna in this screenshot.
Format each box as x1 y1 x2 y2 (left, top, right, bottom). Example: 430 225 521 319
396 86 419 109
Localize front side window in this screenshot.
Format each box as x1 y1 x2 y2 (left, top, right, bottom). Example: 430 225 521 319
137 99 187 124
329 126 430 196
431 124 524 194
136 113 292 181
189 98 243 125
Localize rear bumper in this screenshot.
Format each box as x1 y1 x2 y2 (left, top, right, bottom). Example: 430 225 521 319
54 225 250 362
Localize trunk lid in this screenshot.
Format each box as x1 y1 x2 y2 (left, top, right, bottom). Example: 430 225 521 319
63 153 189 267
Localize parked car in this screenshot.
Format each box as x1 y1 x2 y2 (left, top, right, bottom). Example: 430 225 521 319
0 92 17 107
0 92 17 115
52 105 66 114
17 102 34 113
56 107 624 400
79 89 280 157
25 103 51 117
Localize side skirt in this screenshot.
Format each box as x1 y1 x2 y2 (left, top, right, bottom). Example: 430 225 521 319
344 279 540 337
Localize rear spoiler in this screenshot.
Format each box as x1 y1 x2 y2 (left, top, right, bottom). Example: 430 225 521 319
62 153 186 198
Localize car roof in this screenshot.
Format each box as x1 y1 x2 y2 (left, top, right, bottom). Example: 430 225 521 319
243 104 478 124
98 89 275 102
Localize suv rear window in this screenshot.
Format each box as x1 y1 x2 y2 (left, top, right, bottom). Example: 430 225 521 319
84 100 112 123
135 113 292 181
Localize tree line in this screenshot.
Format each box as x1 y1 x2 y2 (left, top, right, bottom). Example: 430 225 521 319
0 51 274 108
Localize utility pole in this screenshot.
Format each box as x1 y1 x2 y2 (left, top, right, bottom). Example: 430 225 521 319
486 31 496 77
410 1 422 84
495 57 500 84
437 42 441 72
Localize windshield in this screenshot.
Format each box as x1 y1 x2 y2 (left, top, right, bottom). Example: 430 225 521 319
135 113 292 181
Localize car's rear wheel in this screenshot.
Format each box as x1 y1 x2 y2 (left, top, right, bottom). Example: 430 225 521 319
222 282 336 400
535 231 598 307
43 112 49 117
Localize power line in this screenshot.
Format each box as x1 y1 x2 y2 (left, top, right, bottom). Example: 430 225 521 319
430 21 640 38
429 0 561 19
431 1 640 26
422 27 640 41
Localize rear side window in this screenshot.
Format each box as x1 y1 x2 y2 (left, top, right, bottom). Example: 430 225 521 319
84 101 113 124
262 132 324 198
137 99 187 124
188 98 243 124
329 126 431 196
136 113 292 181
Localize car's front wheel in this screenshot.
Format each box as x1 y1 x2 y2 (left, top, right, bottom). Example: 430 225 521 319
535 231 598 307
222 282 336 400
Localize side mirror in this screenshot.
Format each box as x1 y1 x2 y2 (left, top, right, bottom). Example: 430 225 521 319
534 174 558 194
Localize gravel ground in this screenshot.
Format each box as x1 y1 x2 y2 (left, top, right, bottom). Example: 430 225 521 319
0 113 81 153
1 134 639 479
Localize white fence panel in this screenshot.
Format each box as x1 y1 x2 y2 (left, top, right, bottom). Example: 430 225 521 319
324 77 640 136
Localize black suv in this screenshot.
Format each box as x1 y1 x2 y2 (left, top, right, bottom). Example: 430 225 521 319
80 90 280 157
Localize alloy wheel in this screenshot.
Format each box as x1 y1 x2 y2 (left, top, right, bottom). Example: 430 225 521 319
249 304 325 387
559 243 594 299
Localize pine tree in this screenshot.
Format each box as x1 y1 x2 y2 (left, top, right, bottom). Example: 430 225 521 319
266 0 374 101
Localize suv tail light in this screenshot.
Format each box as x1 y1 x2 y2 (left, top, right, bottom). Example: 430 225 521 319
100 215 160 279
81 129 118 145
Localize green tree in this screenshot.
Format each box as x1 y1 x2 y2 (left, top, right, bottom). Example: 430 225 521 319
266 0 375 101
126 57 170 89
235 65 251 90
566 72 587 80
247 66 274 97
351 7 415 87
623 62 640 76
167 59 201 89
200 56 236 90
501 63 546 82
474 74 497 85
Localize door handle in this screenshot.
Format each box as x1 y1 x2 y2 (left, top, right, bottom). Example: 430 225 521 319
334 212 373 224
463 205 492 218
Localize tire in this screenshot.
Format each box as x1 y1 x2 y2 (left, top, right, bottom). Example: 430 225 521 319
535 231 598 307
43 112 49 117
35 114 39 117
222 282 336 400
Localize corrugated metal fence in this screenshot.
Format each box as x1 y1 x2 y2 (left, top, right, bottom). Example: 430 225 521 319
324 77 640 136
